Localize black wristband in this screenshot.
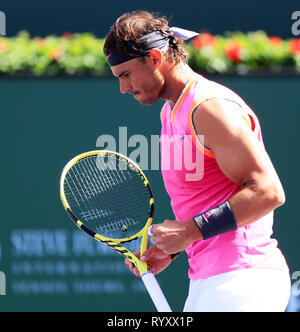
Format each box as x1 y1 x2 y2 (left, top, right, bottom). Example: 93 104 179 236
193 201 237 240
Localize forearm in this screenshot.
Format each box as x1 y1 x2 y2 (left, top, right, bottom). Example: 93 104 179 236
228 180 286 228
151 179 286 252
191 177 285 241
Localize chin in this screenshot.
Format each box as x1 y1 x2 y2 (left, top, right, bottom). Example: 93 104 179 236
139 96 158 106
140 100 156 106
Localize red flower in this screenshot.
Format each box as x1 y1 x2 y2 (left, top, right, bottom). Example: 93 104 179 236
269 36 283 46
225 40 242 63
36 38 45 49
61 32 72 39
50 49 63 61
290 39 300 55
193 33 217 50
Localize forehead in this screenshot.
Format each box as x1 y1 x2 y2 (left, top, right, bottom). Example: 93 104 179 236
111 58 144 77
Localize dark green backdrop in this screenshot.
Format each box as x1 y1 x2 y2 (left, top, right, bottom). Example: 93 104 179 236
1 0 299 38
0 75 299 312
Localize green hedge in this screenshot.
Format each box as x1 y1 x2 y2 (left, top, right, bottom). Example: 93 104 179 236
0 31 299 76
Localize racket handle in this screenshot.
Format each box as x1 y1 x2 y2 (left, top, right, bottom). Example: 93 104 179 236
141 271 172 312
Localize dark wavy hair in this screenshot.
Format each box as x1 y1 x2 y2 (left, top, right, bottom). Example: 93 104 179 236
103 11 188 64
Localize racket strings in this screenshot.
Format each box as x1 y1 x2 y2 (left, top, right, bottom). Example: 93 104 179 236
64 155 151 239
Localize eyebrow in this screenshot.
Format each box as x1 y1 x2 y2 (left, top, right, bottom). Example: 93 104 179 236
116 71 129 79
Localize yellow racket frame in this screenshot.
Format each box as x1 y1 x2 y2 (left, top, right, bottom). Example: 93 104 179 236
59 150 154 275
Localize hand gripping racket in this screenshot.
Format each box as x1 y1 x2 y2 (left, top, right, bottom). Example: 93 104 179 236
59 150 172 312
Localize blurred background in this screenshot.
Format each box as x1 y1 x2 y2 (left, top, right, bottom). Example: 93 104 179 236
1 0 298 38
0 0 299 312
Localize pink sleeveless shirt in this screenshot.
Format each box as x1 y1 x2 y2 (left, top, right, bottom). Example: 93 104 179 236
160 74 288 280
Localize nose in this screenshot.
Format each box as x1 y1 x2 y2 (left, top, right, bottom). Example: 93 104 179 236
119 79 132 94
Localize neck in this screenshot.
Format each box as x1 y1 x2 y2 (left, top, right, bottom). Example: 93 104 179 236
159 62 196 108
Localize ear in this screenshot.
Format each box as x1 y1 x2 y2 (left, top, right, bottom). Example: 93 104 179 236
149 48 163 68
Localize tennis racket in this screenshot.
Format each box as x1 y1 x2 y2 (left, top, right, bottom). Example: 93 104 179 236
59 150 172 312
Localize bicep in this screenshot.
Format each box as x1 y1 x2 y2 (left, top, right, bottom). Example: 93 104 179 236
192 99 278 187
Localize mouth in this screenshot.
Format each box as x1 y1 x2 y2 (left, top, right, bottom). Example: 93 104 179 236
133 92 141 99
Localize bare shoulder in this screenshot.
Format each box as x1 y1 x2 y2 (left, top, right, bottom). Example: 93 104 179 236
191 98 252 149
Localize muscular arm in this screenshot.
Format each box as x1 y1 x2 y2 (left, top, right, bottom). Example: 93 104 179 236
151 98 285 254
193 98 285 226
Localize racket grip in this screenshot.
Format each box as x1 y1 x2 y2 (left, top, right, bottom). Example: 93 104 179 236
141 271 172 312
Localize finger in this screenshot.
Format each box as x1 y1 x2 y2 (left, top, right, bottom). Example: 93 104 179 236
125 259 136 271
125 259 140 276
155 244 172 255
124 259 133 270
140 245 157 262
133 267 140 277
151 234 161 246
133 249 141 258
153 241 170 255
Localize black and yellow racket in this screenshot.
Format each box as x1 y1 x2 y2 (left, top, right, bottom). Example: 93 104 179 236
59 150 172 312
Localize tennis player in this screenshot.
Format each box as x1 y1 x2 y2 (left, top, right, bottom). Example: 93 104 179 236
103 11 291 312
